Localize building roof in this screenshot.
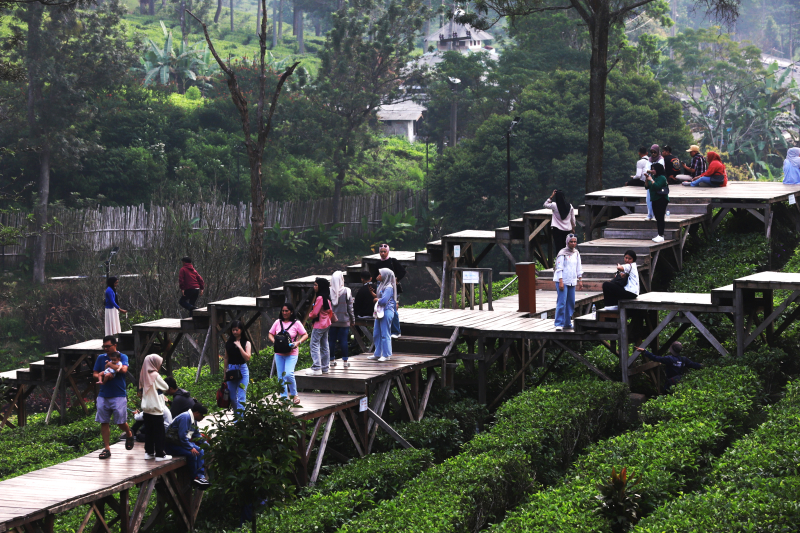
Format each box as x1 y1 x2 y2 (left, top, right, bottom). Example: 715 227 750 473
424 19 493 43
377 101 426 122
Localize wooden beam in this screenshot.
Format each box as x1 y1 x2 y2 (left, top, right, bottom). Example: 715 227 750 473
425 266 442 288
366 408 413 449
626 310 678 367
742 291 800 348
489 342 545 409
528 218 550 241
310 413 336 484
305 417 323 458
338 410 364 457
416 371 436 420
394 376 416 421
496 242 517 266
684 311 728 357
710 207 731 233
553 340 611 381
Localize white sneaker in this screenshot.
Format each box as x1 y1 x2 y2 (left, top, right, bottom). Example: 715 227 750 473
602 305 618 311
555 326 563 332
378 356 389 362
391 334 400 339
366 354 378 360
652 235 665 243
155 455 173 462
343 361 350 368
330 360 337 367
144 453 155 460
311 369 322 375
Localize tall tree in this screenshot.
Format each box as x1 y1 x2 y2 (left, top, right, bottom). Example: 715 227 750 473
463 0 740 192
13 0 134 283
188 1 298 298
307 0 428 222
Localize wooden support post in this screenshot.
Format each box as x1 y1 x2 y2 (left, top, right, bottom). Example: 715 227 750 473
58 354 67 424
89 500 107 533
366 408 413 449
119 489 130 533
209 305 219 374
764 289 774 345
735 286 745 358
310 413 335 485
477 338 487 404
338 410 364 457
553 340 611 381
129 478 157 533
684 311 728 357
619 307 628 384
417 370 436 420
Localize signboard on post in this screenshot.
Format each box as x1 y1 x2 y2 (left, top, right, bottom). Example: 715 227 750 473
359 397 368 412
462 270 480 284
453 245 461 258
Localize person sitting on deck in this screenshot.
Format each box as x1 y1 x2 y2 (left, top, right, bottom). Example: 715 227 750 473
97 351 122 384
354 271 377 319
661 145 683 185
682 151 728 187
544 189 576 259
165 376 196 419
624 147 650 187
783 147 800 184
165 401 210 489
634 342 703 390
601 249 639 311
676 145 706 182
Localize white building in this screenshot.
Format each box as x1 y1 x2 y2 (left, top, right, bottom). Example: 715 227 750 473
424 18 494 54
376 101 426 143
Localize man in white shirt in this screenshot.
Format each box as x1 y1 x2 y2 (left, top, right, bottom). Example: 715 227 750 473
625 147 650 187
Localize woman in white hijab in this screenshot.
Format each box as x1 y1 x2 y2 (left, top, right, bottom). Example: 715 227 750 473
553 234 583 332
328 271 355 367
368 268 397 362
783 147 800 184
139 354 170 461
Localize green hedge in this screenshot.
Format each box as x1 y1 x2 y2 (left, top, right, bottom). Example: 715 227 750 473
464 380 629 484
633 379 800 532
374 418 463 462
257 490 375 533
337 451 534 533
490 366 761 532
315 449 435 501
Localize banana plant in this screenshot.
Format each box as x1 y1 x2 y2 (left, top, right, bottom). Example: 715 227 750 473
136 21 208 92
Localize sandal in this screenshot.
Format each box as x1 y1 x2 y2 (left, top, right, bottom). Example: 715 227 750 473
99 449 111 460
125 434 134 450
292 396 301 405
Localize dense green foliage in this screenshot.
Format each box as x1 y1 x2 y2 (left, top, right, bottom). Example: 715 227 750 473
257 490 376 533
374 418 463 462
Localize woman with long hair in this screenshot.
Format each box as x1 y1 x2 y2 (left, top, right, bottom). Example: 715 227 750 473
553 234 582 332
139 354 170 461
104 276 127 336
328 271 355 368
368 268 397 361
544 190 576 261
268 303 308 404
646 162 670 242
308 277 334 375
224 320 251 412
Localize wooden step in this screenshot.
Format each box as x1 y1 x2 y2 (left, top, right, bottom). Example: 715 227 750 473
574 312 620 333
603 228 680 240
578 238 677 255
538 264 648 280
580 253 650 266
632 203 710 215
607 213 706 229
397 323 455 339
392 335 451 355
711 284 734 305
495 225 524 242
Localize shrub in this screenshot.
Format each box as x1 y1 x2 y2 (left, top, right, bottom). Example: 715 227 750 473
315 448 434 501
256 490 375 533
427 398 489 442
374 418 463 462
185 86 202 100
464 380 629 484
339 451 534 533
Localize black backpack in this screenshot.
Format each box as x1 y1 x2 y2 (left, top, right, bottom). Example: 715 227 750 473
273 320 296 353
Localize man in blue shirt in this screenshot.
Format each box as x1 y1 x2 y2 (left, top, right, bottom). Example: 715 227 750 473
93 335 134 459
165 401 210 489
634 342 703 390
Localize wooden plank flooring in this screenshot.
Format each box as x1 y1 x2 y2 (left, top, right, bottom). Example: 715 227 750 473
208 296 261 309
132 318 184 332
442 230 497 242
585 181 800 203
0 441 184 531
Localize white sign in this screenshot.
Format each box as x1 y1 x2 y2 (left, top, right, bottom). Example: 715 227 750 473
453 245 461 258
790 194 796 205
541 312 547 320
462 270 480 284
359 397 368 412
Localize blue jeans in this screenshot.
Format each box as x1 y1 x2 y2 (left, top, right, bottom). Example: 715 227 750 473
373 307 395 358
391 308 401 336
165 442 205 479
227 363 249 412
274 354 298 396
689 176 720 187
310 328 330 372
646 189 654 218
328 326 350 362
554 282 575 328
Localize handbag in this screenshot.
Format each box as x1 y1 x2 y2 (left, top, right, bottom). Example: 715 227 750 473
654 183 670 196
374 301 385 319
611 270 627 287
273 320 296 353
216 381 230 408
708 173 725 184
225 368 243 382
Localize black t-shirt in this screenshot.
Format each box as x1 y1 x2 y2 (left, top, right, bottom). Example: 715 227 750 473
354 283 376 318
664 154 682 184
226 338 248 365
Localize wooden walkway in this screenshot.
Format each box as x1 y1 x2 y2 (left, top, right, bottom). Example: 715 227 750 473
0 442 197 533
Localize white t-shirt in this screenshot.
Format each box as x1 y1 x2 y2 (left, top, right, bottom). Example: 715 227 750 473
634 156 651 181
623 263 640 295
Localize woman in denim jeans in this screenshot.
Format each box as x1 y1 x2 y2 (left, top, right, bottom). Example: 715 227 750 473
308 278 334 375
268 303 308 404
224 320 251 412
368 268 397 362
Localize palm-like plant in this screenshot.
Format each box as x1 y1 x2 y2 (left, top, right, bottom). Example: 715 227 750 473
137 21 215 93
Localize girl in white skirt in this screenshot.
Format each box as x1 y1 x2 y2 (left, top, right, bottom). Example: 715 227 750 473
104 276 127 336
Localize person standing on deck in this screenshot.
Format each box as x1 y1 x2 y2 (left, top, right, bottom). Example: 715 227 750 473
553 234 582 332
93 335 134 460
268 303 308 404
104 277 127 336
544 190 576 262
139 354 171 461
601 250 639 311
178 257 204 312
370 244 406 338
783 147 800 184
624 147 650 187
644 144 665 221
676 145 706 183
329 271 355 368
308 278 334 375
646 163 670 243
224 320 251 412
368 268 397 361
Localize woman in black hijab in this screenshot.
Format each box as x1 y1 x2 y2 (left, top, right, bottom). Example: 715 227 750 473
544 190 576 261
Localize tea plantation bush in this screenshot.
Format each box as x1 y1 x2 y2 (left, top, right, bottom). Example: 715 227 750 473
374 418 463 461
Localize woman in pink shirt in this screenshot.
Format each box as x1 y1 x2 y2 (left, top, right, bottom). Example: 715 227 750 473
268 303 308 404
307 278 335 375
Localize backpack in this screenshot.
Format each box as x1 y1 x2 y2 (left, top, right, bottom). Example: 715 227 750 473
273 320 296 353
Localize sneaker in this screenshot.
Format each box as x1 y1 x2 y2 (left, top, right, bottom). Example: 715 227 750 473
652 235 665 243
330 360 337 367
311 369 322 375
390 334 400 339
193 476 211 489
155 455 173 462
555 326 563 332
644 215 654 221
602 305 618 311
378 356 390 362
322 369 329 374
681 182 691 186
144 453 155 460
343 361 350 368
366 354 378 360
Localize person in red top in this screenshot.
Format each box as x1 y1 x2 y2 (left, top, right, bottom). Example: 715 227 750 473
683 151 727 187
178 257 205 311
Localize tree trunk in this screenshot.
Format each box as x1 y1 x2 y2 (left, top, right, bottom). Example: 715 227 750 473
256 0 261 35
423 0 430 51
180 0 187 46
149 0 154 16
297 9 304 54
32 144 50 285
215 0 222 23
292 3 296 35
332 167 345 224
272 0 277 47
140 0 146 15
248 156 264 298
449 99 457 147
278 0 283 44
314 15 320 36
230 0 234 32
585 4 610 193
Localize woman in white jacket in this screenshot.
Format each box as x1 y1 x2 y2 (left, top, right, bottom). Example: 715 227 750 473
553 234 583 332
139 354 171 461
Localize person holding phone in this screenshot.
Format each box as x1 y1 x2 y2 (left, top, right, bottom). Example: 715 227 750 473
645 163 670 242
224 320 251 412
268 303 308 404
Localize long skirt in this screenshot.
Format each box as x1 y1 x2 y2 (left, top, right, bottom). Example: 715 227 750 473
105 308 121 336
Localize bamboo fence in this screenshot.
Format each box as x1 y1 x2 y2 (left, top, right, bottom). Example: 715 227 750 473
0 190 428 267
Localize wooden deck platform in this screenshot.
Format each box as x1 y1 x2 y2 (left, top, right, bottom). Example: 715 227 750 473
0 441 196 533
733 271 800 357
